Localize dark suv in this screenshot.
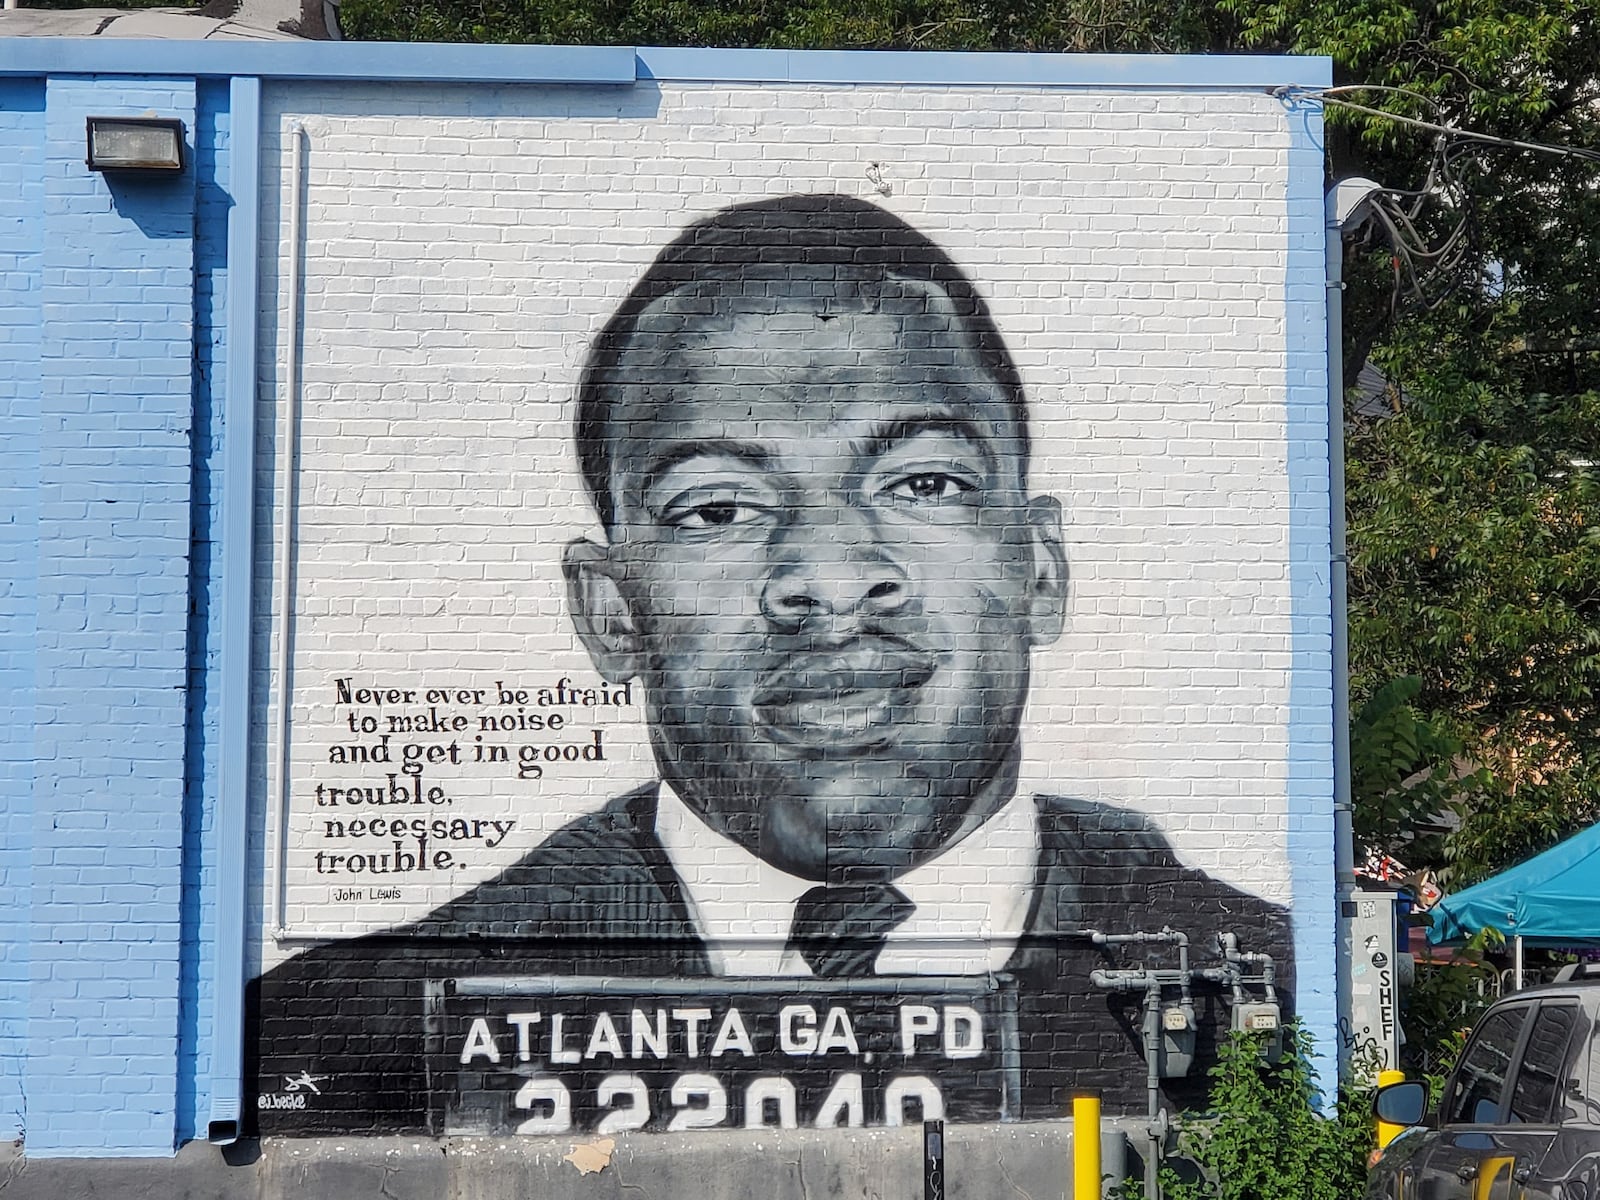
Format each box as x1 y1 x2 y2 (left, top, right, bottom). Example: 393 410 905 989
1369 966 1600 1200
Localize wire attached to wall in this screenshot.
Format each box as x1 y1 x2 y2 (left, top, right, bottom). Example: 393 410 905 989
1274 84 1600 164
1276 83 1600 314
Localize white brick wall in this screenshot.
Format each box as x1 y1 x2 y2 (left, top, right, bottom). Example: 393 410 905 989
251 80 1320 965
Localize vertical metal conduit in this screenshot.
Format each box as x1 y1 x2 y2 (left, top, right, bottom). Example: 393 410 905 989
207 73 263 1148
270 121 307 940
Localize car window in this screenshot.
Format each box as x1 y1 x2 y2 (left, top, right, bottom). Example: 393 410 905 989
1568 1007 1600 1124
1446 1006 1530 1125
1509 1002 1581 1124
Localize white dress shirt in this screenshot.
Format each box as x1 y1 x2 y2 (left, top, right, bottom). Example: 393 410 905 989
653 781 1040 976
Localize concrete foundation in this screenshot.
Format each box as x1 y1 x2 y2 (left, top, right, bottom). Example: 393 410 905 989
0 1121 1134 1200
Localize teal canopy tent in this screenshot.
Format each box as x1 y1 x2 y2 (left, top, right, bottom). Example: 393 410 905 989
1429 821 1600 948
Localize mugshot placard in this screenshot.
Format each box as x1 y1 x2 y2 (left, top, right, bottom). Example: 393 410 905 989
251 76 1328 1132
428 976 1019 1136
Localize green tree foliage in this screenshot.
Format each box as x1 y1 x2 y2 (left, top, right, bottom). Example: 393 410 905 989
1349 674 1473 861
340 0 1240 53
1229 0 1600 886
1344 358 1600 884
1119 1027 1374 1200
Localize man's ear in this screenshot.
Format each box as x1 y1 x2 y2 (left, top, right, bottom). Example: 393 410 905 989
563 538 644 683
1024 495 1068 647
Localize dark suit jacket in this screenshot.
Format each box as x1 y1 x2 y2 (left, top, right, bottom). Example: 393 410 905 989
251 786 1292 1134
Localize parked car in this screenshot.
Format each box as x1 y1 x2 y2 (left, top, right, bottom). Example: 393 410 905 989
1368 964 1600 1200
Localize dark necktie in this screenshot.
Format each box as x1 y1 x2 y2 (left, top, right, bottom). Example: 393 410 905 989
787 884 914 977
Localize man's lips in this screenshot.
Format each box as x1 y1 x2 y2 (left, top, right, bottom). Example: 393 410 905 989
753 644 937 705
752 645 936 749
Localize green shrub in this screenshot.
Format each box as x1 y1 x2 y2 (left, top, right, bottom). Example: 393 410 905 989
1118 1025 1376 1200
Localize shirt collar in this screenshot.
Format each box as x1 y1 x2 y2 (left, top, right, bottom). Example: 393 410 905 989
653 781 1039 976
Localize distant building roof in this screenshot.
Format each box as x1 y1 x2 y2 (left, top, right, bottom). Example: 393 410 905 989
1351 359 1406 419
0 0 336 40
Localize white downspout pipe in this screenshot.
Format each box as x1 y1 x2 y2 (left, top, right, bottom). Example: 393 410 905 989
270 122 307 939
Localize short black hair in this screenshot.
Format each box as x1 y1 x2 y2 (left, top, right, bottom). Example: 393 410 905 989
575 193 1029 530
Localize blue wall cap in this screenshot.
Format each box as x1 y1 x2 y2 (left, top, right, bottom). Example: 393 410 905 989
0 40 1331 90
638 47 1332 88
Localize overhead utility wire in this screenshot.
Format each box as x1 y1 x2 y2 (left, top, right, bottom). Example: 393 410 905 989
1274 84 1600 164
1276 84 1479 311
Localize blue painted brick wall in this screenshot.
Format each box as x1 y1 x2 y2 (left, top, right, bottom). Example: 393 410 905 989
1284 95 1338 1097
27 76 198 1157
177 78 231 1143
0 75 45 1146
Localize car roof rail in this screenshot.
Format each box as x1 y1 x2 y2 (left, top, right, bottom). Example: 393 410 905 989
1552 962 1600 983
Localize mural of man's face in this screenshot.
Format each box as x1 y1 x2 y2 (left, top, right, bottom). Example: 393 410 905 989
566 272 1067 882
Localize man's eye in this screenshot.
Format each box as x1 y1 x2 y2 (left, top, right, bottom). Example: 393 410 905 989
883 473 975 504
664 500 765 530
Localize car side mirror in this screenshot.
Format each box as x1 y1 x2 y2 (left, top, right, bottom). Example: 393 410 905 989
1373 1079 1429 1127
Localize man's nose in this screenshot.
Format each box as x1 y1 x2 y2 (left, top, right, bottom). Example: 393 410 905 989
760 506 910 633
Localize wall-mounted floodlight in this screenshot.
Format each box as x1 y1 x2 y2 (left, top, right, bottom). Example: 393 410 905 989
85 117 186 173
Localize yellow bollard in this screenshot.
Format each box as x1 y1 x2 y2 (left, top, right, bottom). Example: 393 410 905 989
1476 1156 1514 1200
1374 1068 1407 1150
1073 1092 1103 1200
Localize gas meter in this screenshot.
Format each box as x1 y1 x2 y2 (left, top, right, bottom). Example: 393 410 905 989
1158 1002 1197 1077
1230 1000 1284 1062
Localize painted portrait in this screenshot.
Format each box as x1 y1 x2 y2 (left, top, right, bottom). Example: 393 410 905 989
251 190 1296 1136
